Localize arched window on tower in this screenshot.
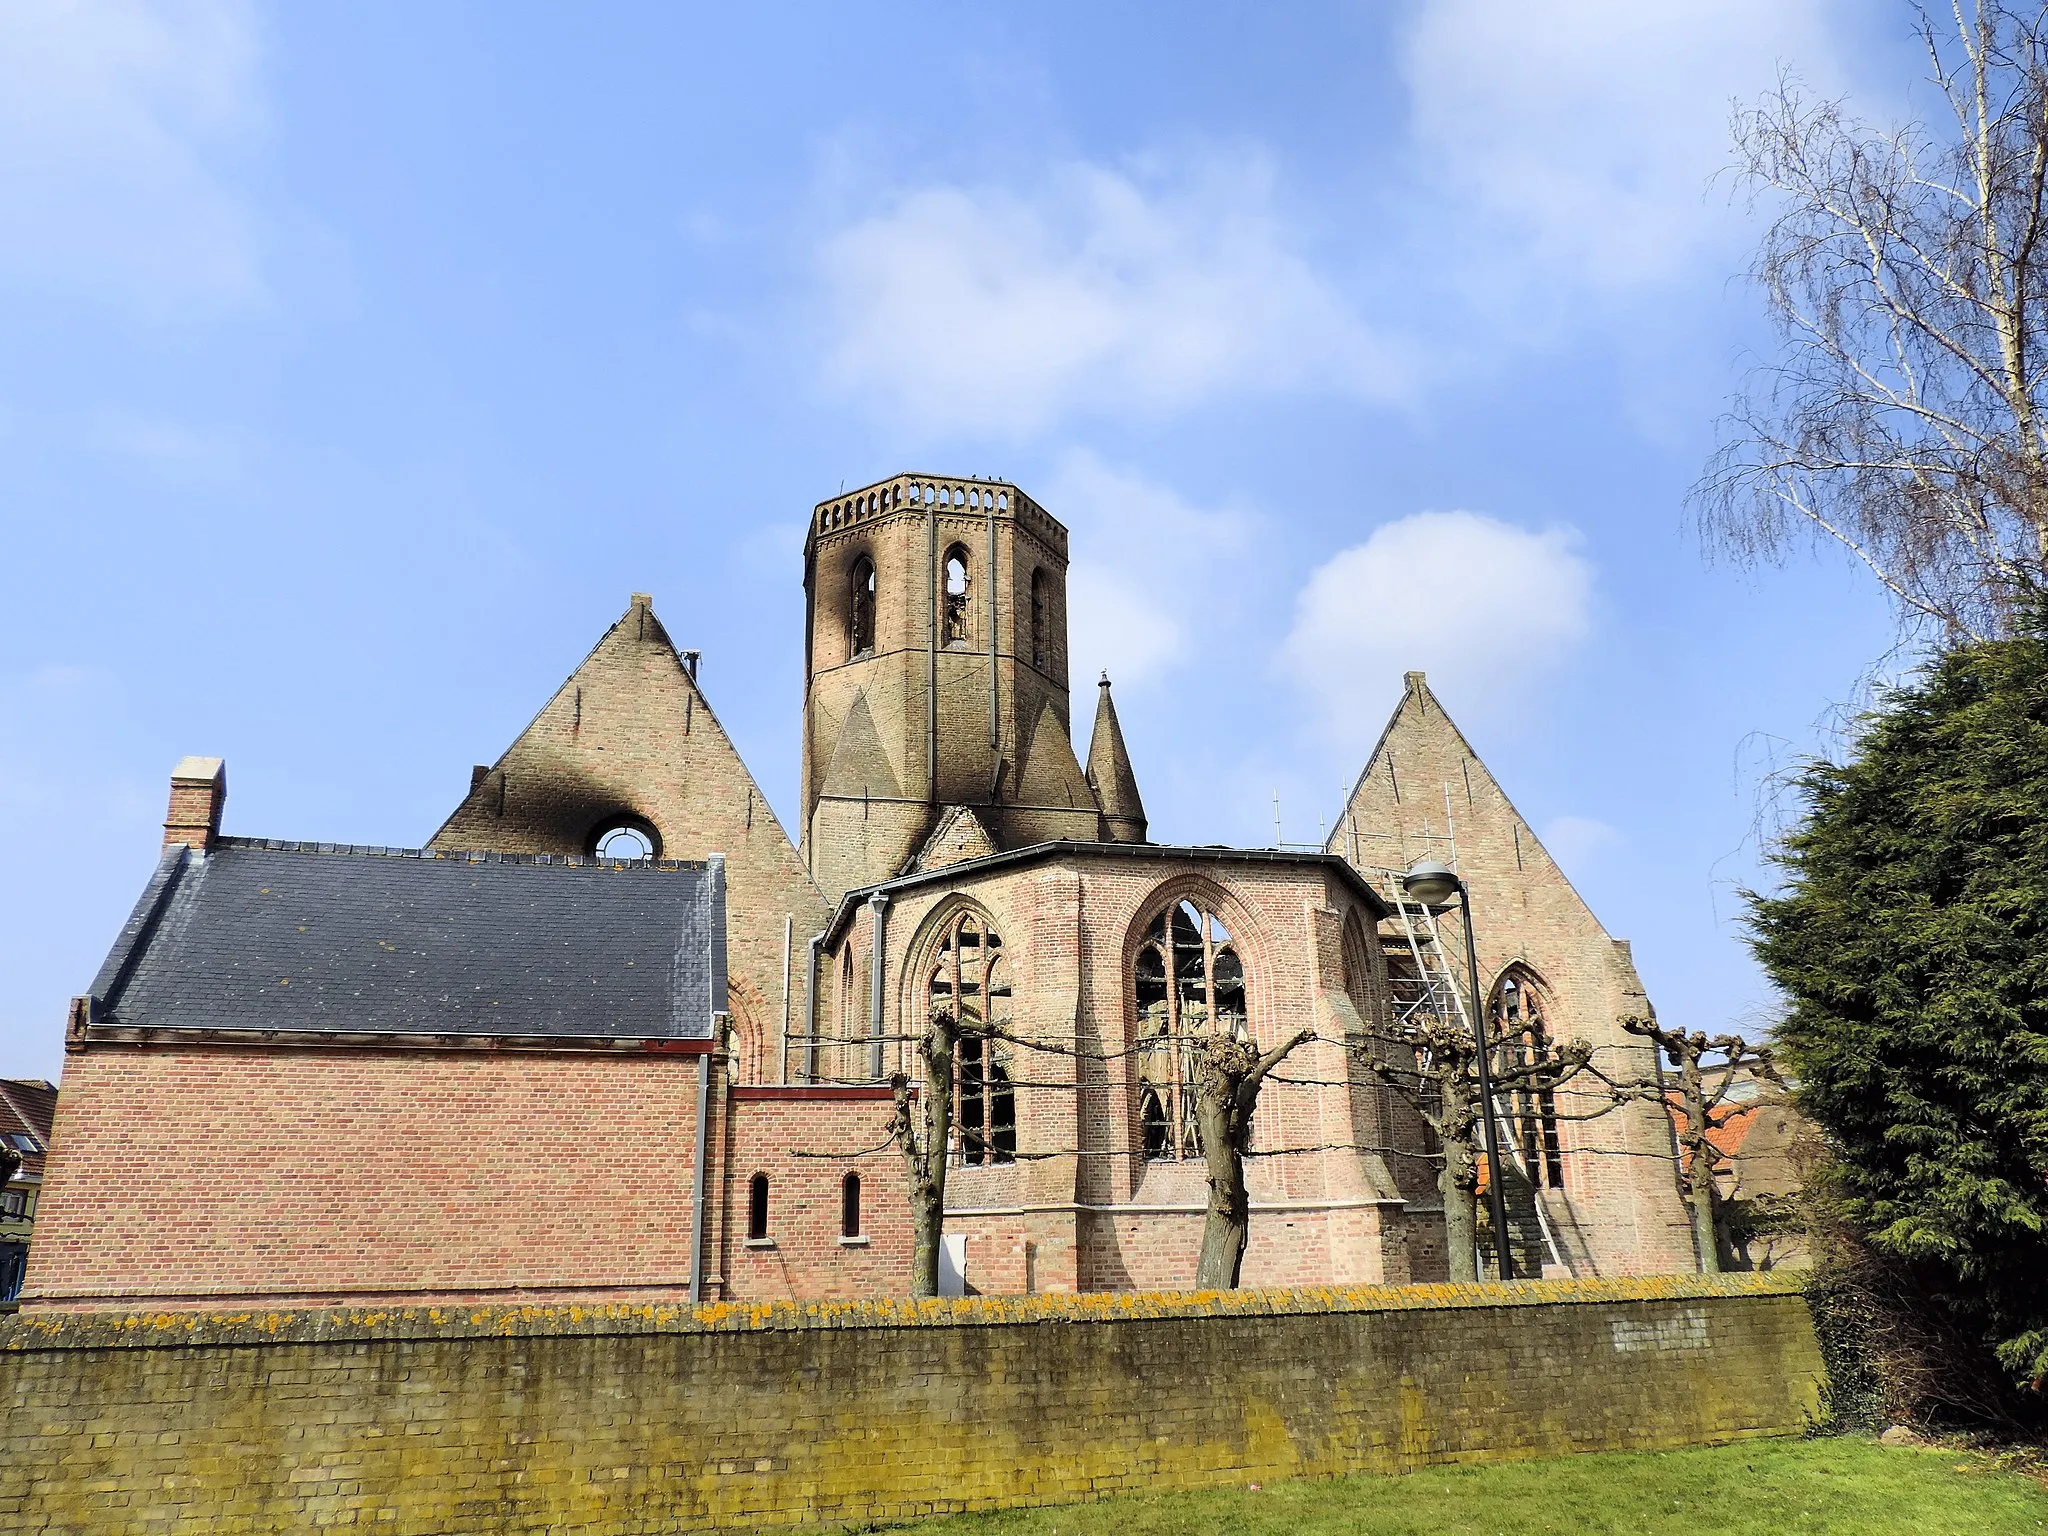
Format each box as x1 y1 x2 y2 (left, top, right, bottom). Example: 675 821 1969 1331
747 1173 770 1241
849 554 877 658
942 546 971 647
1029 569 1048 669
1132 897 1248 1161
1493 969 1565 1189
927 908 1016 1165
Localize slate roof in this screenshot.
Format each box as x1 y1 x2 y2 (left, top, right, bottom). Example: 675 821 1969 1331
84 839 727 1041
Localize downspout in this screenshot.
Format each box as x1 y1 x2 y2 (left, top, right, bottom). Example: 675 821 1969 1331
986 494 998 752
689 1044 712 1306
804 932 824 1082
928 490 939 807
779 915 793 1085
868 890 890 1080
691 854 727 1307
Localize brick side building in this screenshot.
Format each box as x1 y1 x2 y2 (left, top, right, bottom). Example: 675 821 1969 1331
26 472 1696 1310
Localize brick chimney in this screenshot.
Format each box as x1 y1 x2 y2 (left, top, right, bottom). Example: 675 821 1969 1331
163 756 227 852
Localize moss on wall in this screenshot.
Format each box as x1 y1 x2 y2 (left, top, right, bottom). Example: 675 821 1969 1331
0 1274 1823 1534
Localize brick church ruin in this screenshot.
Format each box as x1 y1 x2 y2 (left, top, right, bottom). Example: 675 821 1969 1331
23 474 1696 1312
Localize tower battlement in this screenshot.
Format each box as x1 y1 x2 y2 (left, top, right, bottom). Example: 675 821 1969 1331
808 474 1068 561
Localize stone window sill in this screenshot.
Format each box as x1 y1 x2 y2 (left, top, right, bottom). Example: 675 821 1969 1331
744 1237 776 1250
837 1235 870 1248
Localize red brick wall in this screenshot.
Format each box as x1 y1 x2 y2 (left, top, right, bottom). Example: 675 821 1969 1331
717 1087 913 1300
810 850 1415 1297
24 1046 709 1311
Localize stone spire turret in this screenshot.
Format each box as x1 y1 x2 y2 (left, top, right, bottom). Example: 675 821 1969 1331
1086 672 1147 844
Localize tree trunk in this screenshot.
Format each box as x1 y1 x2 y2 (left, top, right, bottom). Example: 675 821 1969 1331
899 1012 957 1299
1440 1137 1479 1283
1676 1054 1721 1275
1192 1028 1314 1290
1194 1078 1248 1290
1689 1153 1722 1275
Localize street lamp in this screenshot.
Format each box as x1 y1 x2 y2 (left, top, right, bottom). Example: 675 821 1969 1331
1402 859 1515 1282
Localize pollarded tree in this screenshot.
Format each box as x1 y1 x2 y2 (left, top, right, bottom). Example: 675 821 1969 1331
888 1007 959 1300
1354 1016 1593 1282
1607 1016 1782 1275
1749 615 2048 1387
1190 1028 1314 1289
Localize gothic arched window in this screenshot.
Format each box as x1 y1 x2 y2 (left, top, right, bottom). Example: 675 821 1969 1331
927 909 1016 1165
849 555 877 658
1030 568 1048 669
1493 969 1565 1188
942 546 971 647
1132 897 1248 1161
747 1174 770 1241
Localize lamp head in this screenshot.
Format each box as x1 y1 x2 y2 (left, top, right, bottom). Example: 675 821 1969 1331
1401 859 1462 906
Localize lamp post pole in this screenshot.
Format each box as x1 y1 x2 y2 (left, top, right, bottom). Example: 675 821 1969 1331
1403 860 1514 1282
1455 881 1515 1282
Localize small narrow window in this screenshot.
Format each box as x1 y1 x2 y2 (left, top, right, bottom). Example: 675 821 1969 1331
849 555 877 657
1030 569 1048 668
840 1173 862 1237
747 1173 769 1241
943 546 971 647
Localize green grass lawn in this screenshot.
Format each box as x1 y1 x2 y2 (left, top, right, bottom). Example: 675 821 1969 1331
874 1437 2048 1536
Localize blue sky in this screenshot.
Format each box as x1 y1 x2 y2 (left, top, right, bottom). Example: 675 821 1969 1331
1 1 1920 1079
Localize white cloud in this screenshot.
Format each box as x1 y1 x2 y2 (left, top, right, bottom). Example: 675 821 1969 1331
1280 510 1592 748
816 155 1406 437
0 0 264 308
1402 0 1843 289
1051 451 1250 692
1539 814 1621 875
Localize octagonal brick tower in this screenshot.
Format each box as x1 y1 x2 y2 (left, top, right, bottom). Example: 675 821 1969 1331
803 474 1139 902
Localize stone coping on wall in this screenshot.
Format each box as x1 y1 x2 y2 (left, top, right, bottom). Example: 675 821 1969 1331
0 1272 1805 1352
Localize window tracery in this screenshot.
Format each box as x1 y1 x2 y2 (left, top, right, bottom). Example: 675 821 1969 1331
927 909 1016 1165
1493 970 1565 1188
1132 897 1248 1161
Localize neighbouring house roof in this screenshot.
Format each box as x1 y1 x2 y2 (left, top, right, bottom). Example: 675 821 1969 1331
0 1079 54 1181
81 838 727 1043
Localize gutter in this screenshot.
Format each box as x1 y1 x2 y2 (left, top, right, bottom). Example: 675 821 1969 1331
817 840 1393 948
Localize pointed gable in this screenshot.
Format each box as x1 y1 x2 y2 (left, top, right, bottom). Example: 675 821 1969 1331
1329 668 1629 967
905 804 1001 874
1084 673 1147 843
429 593 830 1073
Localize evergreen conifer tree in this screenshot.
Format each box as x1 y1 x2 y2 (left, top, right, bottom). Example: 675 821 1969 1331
1751 620 2048 1389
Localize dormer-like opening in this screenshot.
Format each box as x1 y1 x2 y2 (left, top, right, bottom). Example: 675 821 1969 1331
849 554 877 658
942 546 971 648
588 814 661 861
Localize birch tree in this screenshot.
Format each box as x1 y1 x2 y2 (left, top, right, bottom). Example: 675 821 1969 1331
1701 1 2048 641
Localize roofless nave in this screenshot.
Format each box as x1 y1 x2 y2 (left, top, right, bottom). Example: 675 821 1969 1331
22 473 1695 1310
